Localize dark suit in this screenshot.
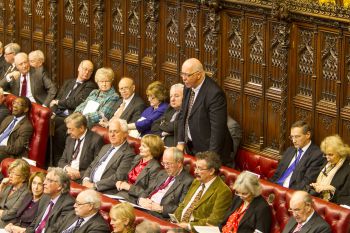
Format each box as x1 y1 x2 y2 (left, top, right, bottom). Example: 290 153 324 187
282 211 331 233
51 211 109 233
0 67 57 106
140 169 193 218
227 116 242 167
26 193 75 233
220 195 272 233
177 76 232 165
83 142 135 193
270 143 325 190
116 156 161 203
0 115 33 159
58 130 104 181
117 94 146 123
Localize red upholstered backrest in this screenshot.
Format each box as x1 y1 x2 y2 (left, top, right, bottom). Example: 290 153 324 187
235 149 278 179
4 94 51 168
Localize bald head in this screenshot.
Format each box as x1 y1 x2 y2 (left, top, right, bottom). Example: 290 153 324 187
181 58 205 88
75 189 101 217
77 60 94 82
289 191 313 224
119 77 135 99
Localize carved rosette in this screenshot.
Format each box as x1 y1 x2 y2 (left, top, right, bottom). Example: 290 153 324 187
93 0 104 68
49 0 58 82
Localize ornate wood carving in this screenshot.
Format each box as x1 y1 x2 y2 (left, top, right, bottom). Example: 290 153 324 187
78 0 89 43
64 0 74 39
8 0 16 39
23 0 31 30
111 0 123 51
184 8 198 49
248 20 264 85
93 1 104 68
49 0 58 82
165 5 179 64
127 0 141 55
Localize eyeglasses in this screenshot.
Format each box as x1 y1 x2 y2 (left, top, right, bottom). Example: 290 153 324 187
4 52 14 56
161 161 175 167
194 166 209 172
45 178 59 183
235 191 250 197
180 71 200 78
75 201 92 206
12 101 26 107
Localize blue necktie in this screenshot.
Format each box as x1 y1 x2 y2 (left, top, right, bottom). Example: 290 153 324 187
0 118 17 144
89 147 114 181
277 148 303 186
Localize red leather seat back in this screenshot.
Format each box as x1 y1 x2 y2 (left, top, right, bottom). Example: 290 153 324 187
4 94 51 168
184 154 196 176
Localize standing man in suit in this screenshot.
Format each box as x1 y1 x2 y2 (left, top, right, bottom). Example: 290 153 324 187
52 189 109 232
174 151 232 231
0 96 33 161
282 191 331 233
1 43 20 79
26 167 74 233
99 76 145 127
0 52 57 107
177 58 232 165
58 113 104 180
270 121 325 190
82 118 135 193
138 147 193 219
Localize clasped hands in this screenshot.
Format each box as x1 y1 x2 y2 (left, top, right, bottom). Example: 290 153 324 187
310 183 335 193
115 181 131 191
138 198 163 213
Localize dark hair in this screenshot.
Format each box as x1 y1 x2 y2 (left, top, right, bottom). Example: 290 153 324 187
291 120 311 135
195 151 222 175
16 96 32 113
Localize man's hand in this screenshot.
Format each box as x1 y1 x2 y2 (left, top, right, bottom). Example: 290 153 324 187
9 71 20 80
176 143 185 152
116 181 131 191
82 180 95 189
65 166 81 180
49 99 59 108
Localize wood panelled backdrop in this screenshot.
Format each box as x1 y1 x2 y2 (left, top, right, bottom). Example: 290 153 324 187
1 0 350 158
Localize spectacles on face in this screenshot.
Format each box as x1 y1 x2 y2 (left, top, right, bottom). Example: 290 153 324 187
180 70 200 78
4 52 14 56
194 166 209 172
161 161 176 167
235 191 250 197
13 101 26 107
75 201 92 206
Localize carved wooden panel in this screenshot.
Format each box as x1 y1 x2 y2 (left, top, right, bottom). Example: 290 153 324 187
182 4 199 59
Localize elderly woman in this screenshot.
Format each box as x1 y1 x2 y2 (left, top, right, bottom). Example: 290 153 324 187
110 202 136 233
115 134 163 203
0 159 30 222
306 135 350 205
75 67 119 127
2 172 46 229
220 171 272 233
127 81 168 137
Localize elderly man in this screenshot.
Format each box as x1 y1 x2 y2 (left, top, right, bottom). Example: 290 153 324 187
282 191 331 233
151 83 183 147
0 96 33 161
177 58 232 165
0 52 57 107
26 167 75 233
1 43 20 79
174 151 232 231
0 42 7 78
135 220 161 233
270 121 325 190
28 50 45 69
82 118 135 193
138 147 193 219
52 189 109 232
58 112 104 180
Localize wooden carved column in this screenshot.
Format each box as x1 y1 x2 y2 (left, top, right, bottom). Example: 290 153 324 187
93 0 104 68
8 0 16 41
49 0 58 82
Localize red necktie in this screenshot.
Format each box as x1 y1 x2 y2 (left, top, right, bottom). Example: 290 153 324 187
35 201 54 233
148 176 174 198
20 74 27 97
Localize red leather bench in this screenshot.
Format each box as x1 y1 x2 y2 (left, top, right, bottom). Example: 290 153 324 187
4 94 51 168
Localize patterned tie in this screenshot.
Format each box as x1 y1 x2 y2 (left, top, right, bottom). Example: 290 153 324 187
62 217 84 233
293 223 303 233
71 138 83 161
35 201 54 233
20 74 27 97
184 90 195 142
89 147 114 181
181 183 205 222
148 176 175 198
277 148 303 186
0 118 17 144
114 101 126 118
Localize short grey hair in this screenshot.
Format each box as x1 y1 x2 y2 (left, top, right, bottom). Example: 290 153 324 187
79 189 101 210
4 43 21 54
167 147 184 163
135 220 161 233
170 83 184 92
29 50 45 62
47 167 70 194
65 112 87 128
95 67 114 83
109 117 128 133
233 171 262 197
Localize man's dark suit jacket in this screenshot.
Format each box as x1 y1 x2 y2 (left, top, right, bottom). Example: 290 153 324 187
26 193 75 233
117 94 146 123
0 67 57 106
0 55 8 78
54 78 97 115
116 156 161 203
140 169 193 218
219 195 272 233
270 143 325 190
177 76 232 165
58 130 104 181
51 211 110 233
0 115 33 158
282 211 331 233
83 142 135 193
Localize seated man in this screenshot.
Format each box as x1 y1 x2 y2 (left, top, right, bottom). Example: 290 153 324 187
82 118 135 193
28 50 45 70
0 52 57 107
0 96 33 161
26 167 75 233
51 189 109 232
282 191 331 233
58 112 104 181
138 147 193 219
174 151 232 231
1 42 20 79
270 121 325 190
151 83 183 147
0 87 9 123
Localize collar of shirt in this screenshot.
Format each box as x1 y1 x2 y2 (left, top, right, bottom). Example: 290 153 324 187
123 93 135 107
78 129 88 141
299 140 312 159
50 194 61 205
202 176 216 189
191 76 205 97
300 210 315 227
14 115 25 122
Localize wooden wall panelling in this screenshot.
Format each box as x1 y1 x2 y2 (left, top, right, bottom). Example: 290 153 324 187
5 0 16 43
0 0 5 41
48 0 58 82
340 33 350 145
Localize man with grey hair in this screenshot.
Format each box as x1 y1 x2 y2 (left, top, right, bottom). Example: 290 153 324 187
82 117 135 194
1 42 20 79
51 189 109 232
135 220 161 233
138 147 193 219
28 50 45 69
26 167 74 233
152 83 184 147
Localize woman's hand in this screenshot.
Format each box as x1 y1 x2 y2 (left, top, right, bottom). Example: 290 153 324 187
310 183 335 193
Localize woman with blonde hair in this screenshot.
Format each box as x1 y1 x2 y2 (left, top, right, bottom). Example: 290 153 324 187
307 135 350 205
110 202 135 233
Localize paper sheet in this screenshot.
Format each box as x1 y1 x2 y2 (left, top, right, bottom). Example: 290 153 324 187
82 100 100 115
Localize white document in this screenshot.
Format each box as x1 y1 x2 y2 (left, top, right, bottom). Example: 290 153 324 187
118 200 149 211
168 213 179 223
340 204 350 209
0 229 9 233
103 194 125 200
82 100 100 115
193 226 220 233
22 157 36 166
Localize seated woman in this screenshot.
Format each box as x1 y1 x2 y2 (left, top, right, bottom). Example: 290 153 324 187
127 81 168 137
2 172 46 229
306 135 350 205
0 159 30 224
220 171 272 233
75 67 119 128
110 202 136 233
115 134 163 203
